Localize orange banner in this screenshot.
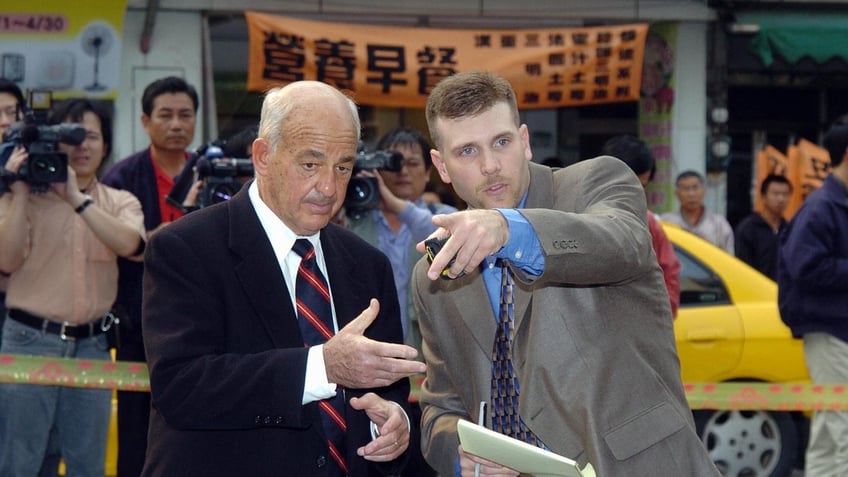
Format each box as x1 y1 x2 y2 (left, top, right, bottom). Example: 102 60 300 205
246 12 648 109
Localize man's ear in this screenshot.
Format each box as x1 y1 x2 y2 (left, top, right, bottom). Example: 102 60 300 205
519 124 533 163
430 149 451 184
141 114 150 134
252 138 270 177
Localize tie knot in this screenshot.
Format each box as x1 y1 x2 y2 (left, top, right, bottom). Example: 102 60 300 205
292 238 314 259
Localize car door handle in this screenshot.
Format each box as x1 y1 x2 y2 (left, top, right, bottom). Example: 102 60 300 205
686 329 727 342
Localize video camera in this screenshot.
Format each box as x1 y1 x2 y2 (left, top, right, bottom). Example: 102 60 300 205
196 144 254 208
0 90 85 193
344 145 404 219
165 142 254 211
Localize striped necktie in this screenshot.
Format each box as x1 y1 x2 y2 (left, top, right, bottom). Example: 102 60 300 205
491 260 545 448
293 238 348 476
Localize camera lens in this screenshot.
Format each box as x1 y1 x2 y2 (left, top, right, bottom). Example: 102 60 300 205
349 178 373 203
344 177 381 219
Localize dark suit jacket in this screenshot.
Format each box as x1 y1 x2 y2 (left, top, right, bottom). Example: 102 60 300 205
141 184 413 477
414 158 720 476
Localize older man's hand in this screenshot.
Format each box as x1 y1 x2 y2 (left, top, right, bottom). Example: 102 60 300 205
350 392 410 462
324 299 426 389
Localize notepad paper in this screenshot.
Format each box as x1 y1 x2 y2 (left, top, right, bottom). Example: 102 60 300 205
457 420 597 477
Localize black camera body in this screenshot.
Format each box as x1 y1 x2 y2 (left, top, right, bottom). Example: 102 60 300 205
1 121 85 193
197 155 254 208
344 149 404 219
165 143 256 212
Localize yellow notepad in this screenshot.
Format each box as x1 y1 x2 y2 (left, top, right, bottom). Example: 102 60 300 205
457 420 597 477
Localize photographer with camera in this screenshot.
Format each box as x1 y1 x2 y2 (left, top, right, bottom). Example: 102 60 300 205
165 125 257 215
346 128 456 356
0 98 145 477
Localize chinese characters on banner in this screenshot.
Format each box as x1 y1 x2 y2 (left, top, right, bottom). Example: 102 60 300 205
637 24 677 213
0 0 127 100
755 139 830 220
245 12 648 109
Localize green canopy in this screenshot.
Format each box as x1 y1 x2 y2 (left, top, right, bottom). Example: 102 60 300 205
737 12 848 66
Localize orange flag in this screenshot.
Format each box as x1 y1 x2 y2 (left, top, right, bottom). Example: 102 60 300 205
785 139 831 219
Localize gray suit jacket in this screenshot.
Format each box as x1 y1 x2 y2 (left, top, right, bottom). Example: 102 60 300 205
413 157 719 476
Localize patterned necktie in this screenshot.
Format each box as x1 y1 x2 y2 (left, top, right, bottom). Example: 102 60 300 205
293 238 348 476
491 260 546 448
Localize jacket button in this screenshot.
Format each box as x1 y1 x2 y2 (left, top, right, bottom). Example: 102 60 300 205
317 456 327 467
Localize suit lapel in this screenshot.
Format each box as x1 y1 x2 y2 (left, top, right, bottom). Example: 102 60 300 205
227 187 303 348
441 269 495 356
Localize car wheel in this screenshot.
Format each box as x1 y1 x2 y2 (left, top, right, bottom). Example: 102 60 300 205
694 409 798 477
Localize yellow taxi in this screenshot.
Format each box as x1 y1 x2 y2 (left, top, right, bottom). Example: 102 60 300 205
666 223 808 477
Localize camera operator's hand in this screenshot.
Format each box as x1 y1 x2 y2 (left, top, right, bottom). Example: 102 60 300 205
356 169 407 214
50 166 85 206
4 146 30 194
181 179 203 209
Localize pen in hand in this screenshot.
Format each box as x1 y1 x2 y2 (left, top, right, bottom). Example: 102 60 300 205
474 400 487 477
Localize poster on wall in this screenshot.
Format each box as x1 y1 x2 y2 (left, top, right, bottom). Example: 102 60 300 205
638 23 677 213
0 0 126 101
246 12 648 109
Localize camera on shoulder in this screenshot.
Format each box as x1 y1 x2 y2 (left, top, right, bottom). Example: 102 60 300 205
0 90 85 193
165 141 255 212
195 144 254 208
344 145 404 219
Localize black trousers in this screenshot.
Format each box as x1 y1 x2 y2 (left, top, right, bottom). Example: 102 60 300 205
116 339 150 477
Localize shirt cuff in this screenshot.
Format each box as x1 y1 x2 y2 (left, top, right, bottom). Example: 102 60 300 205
495 208 545 275
302 344 338 405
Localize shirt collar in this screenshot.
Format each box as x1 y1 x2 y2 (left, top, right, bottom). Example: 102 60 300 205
248 180 321 255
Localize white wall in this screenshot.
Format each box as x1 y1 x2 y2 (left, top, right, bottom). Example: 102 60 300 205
113 9 205 162
670 21 714 212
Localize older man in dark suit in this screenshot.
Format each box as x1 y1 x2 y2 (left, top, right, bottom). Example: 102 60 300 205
141 80 426 477
413 71 720 476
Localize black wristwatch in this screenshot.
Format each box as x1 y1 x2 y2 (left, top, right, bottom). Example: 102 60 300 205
75 195 94 214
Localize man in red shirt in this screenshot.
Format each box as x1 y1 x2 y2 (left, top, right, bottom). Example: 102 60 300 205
101 76 199 477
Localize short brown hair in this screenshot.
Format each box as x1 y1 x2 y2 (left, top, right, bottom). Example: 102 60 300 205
425 71 520 149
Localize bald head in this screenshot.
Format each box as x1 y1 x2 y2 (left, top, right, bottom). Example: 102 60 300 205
258 81 360 155
251 81 361 235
